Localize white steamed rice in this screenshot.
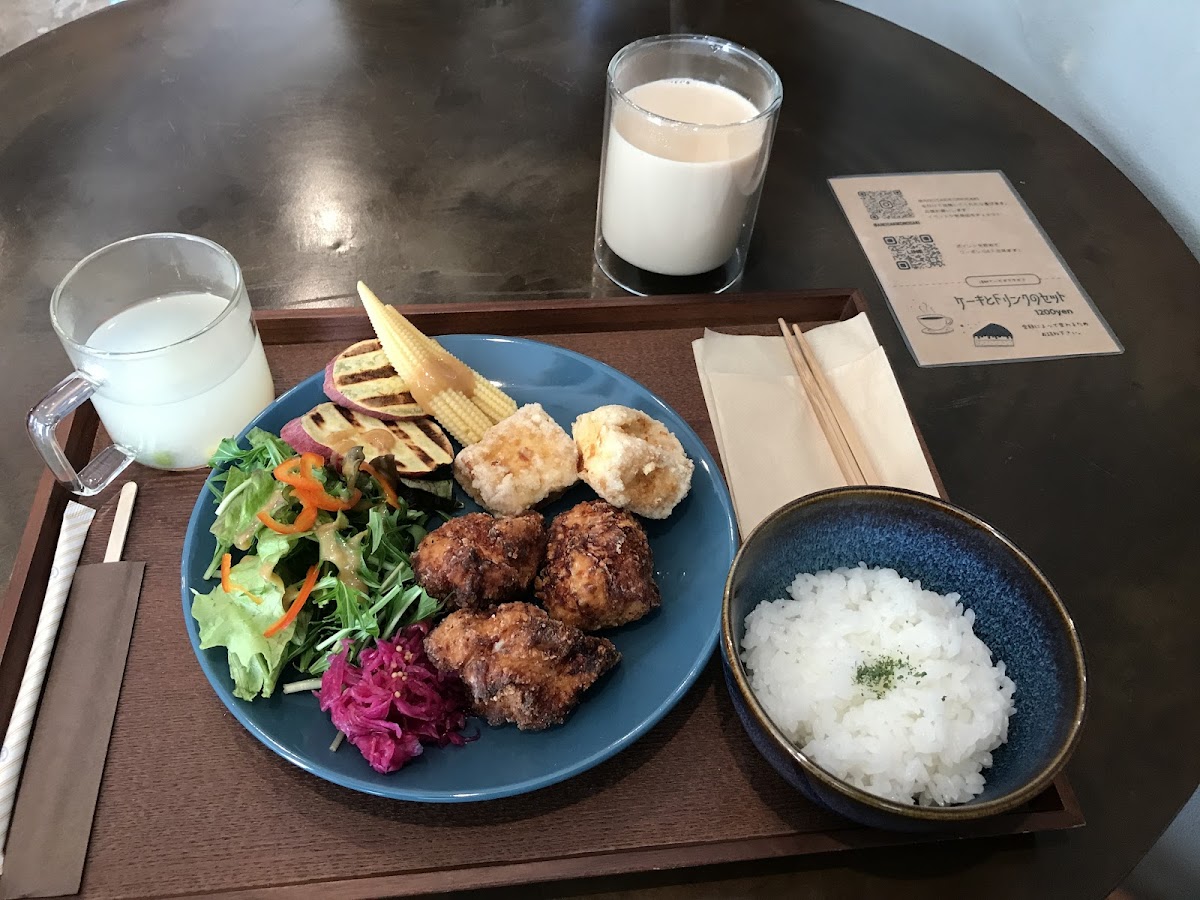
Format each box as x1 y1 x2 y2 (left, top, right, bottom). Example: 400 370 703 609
741 564 1016 806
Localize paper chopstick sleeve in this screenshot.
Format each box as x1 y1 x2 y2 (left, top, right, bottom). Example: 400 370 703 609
1 561 144 899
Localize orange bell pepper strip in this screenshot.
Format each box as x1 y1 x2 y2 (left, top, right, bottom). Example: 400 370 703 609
298 452 324 485
273 453 326 494
360 462 399 509
275 453 359 511
219 551 233 588
272 457 305 486
263 564 319 638
257 499 319 534
296 486 361 512
220 552 262 604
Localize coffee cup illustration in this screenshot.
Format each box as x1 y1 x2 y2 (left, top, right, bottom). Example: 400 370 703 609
918 313 953 334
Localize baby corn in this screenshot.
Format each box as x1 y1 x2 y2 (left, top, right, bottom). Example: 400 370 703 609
357 282 517 445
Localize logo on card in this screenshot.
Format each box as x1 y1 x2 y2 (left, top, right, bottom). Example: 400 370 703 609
973 323 1014 348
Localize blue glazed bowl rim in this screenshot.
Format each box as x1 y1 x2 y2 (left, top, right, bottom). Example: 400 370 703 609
720 485 1088 821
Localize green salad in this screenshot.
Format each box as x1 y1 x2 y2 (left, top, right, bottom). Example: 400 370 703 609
192 428 456 701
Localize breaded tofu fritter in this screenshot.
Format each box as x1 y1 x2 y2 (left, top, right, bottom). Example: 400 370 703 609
535 500 660 631
412 511 546 611
454 403 578 516
573 405 693 519
424 602 620 730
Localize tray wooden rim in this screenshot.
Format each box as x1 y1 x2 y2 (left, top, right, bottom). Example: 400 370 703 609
0 290 1082 899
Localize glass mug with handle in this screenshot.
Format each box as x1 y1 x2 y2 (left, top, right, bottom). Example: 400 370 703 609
28 233 276 496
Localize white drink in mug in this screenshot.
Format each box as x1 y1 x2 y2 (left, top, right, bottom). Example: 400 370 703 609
84 292 274 469
601 78 766 276
30 234 277 496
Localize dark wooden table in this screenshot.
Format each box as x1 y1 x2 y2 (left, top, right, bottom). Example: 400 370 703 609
0 1 1196 897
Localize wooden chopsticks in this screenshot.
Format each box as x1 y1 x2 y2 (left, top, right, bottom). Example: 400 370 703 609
777 318 881 486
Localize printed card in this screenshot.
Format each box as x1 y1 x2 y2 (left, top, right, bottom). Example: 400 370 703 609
830 172 1122 366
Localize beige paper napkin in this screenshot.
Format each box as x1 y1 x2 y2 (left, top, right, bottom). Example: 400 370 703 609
693 312 937 536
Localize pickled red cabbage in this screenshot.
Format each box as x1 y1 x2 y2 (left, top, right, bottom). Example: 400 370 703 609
318 624 472 773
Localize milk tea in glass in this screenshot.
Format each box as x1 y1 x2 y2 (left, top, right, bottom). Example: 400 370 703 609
29 234 275 495
595 35 782 295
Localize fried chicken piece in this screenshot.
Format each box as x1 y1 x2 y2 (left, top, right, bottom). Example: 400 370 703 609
423 602 620 730
535 500 661 631
412 511 546 611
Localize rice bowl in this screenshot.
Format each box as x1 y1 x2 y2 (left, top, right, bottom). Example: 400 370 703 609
721 487 1087 831
741 564 1016 806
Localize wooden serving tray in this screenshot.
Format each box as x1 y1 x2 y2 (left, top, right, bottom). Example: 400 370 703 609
0 291 1082 900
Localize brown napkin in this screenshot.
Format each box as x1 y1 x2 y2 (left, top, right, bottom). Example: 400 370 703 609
1 561 144 899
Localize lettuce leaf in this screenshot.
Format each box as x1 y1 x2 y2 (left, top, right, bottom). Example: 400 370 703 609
214 469 277 548
255 528 307 569
191 555 302 701
204 468 280 579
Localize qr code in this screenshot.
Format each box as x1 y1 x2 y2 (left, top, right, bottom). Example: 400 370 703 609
859 189 914 220
883 234 944 270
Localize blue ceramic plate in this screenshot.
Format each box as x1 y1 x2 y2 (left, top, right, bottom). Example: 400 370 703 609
181 335 737 802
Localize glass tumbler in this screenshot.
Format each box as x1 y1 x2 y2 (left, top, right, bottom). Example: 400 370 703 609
28 233 276 495
594 34 783 295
